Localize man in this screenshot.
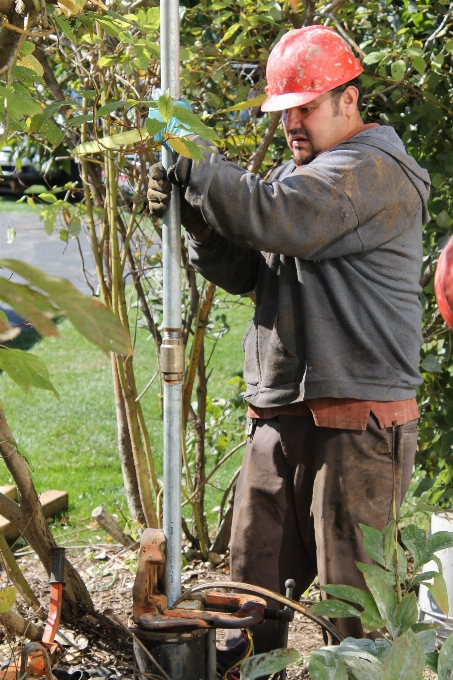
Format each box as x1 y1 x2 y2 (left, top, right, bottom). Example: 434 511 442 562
148 26 430 654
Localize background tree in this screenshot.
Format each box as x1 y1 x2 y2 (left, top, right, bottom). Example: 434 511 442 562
0 0 452 559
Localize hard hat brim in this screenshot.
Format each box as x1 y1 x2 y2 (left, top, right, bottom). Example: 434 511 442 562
261 90 326 112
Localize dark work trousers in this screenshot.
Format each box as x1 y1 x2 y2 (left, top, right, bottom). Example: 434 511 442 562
225 413 417 655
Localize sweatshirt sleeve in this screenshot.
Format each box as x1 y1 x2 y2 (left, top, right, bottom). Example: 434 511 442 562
184 152 359 260
186 230 260 295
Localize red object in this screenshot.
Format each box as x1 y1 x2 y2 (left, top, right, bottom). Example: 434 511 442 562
435 237 453 329
261 26 363 112
42 583 64 645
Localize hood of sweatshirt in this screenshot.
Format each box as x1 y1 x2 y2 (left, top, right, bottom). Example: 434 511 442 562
342 125 431 224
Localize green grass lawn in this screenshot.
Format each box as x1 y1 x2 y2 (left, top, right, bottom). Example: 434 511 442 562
0 196 34 212
0 288 253 540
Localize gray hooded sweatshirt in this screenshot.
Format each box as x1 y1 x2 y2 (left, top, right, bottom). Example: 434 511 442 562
184 125 430 408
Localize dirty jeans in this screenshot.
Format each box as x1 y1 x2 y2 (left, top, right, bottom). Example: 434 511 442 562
225 414 418 654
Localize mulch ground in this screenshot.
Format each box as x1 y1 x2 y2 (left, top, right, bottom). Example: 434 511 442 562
0 544 436 679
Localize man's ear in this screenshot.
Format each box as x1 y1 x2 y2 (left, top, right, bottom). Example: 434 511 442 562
342 86 359 115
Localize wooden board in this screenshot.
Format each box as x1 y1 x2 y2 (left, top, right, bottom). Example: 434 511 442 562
0 486 18 501
0 490 68 541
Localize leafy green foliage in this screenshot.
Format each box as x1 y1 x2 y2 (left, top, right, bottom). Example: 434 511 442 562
0 348 59 398
240 648 299 680
0 259 131 356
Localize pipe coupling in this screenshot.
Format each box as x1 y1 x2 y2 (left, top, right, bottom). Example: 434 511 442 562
160 338 184 381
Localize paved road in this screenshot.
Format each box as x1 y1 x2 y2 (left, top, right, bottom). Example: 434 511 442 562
0 208 96 327
0 210 96 296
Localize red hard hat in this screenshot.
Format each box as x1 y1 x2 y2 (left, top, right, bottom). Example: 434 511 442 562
261 26 363 112
435 238 453 329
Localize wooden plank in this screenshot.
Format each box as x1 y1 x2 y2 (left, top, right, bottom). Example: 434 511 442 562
0 490 68 541
0 486 17 502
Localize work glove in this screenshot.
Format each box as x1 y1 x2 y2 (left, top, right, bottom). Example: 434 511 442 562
147 163 172 218
148 161 212 239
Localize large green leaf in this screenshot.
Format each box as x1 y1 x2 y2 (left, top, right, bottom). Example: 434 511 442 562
0 278 59 337
415 628 436 654
158 90 174 123
359 524 385 566
438 630 453 680
382 629 425 680
240 648 299 680
172 105 219 141
311 600 361 619
427 572 449 616
401 525 426 571
362 569 397 634
0 587 16 613
424 531 453 561
0 348 59 398
320 585 374 609
393 592 418 637
0 260 131 355
344 657 383 680
361 600 385 633
356 562 396 586
309 650 348 680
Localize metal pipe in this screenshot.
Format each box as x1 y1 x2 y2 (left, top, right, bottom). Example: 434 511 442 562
160 0 182 608
280 579 295 680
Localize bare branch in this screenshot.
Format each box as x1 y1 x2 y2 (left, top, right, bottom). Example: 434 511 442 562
247 112 281 174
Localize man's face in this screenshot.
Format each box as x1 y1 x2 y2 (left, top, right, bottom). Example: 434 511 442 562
282 90 351 166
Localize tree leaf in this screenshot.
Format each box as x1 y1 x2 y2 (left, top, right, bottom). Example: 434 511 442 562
359 524 385 566
427 572 449 616
181 138 203 162
309 649 348 680
344 657 383 680
0 278 58 337
425 652 439 673
394 592 418 637
391 59 406 81
0 348 59 398
172 104 219 140
415 628 436 654
219 93 266 113
158 90 174 123
438 630 453 680
361 600 385 633
6 228 16 244
424 530 453 561
311 600 361 619
241 648 299 680
145 118 166 135
362 570 397 634
356 562 396 586
363 50 388 65
412 55 426 74
167 136 194 158
410 570 439 587
0 587 16 613
382 629 425 680
320 584 374 609
401 525 426 571
0 260 132 356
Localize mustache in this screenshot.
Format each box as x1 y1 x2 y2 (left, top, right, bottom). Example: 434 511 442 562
288 129 310 140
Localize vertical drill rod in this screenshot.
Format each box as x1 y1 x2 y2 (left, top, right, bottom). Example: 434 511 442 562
280 579 296 680
160 0 182 607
